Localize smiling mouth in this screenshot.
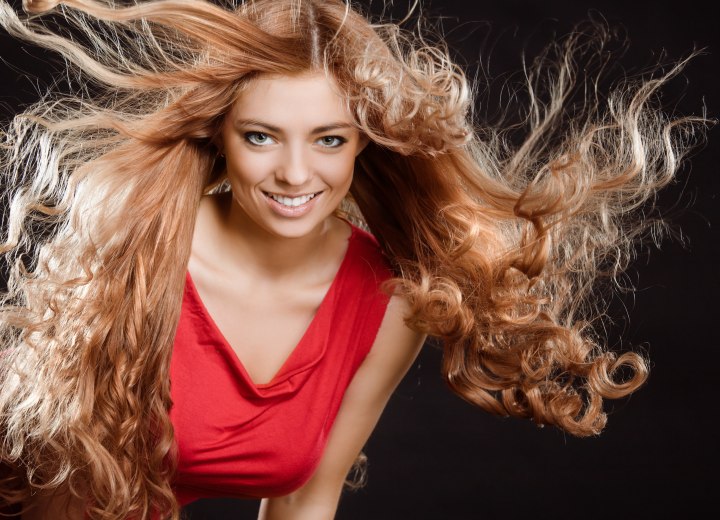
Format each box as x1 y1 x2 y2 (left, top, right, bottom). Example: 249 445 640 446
263 191 322 207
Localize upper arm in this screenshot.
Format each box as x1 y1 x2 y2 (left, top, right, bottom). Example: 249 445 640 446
259 294 427 519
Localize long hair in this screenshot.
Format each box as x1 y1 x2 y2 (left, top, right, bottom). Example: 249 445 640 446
0 0 706 518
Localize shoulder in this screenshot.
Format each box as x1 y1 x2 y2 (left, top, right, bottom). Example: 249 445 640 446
369 293 424 363
348 222 381 251
344 221 394 284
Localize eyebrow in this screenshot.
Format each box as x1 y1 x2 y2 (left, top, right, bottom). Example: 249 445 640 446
235 119 354 134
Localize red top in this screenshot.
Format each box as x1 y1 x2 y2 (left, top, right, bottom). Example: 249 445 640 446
169 224 392 504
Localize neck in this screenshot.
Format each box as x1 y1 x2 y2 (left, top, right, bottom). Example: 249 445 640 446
209 191 336 278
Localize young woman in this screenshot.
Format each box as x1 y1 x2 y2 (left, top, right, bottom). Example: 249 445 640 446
0 0 705 518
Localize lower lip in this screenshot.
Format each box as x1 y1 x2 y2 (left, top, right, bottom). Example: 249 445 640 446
263 192 322 217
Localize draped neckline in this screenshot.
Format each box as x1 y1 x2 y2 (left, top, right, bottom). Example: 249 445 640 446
183 224 356 392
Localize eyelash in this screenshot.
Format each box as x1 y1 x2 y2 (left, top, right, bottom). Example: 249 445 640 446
317 136 347 148
243 132 347 148
244 132 275 146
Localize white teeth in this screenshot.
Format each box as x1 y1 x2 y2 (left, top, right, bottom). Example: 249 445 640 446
268 192 317 207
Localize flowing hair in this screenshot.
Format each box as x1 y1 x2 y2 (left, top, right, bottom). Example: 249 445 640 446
0 0 706 517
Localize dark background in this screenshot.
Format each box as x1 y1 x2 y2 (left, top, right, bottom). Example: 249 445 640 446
1 1 717 519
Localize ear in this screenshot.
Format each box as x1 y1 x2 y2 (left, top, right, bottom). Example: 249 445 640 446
355 134 370 156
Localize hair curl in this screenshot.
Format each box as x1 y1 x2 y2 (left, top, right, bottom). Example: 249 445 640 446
0 0 707 518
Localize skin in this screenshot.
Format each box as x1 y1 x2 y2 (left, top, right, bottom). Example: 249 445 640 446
194 73 426 519
23 73 427 519
190 73 374 385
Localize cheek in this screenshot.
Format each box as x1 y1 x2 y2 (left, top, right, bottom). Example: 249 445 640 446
317 152 356 187
227 152 274 187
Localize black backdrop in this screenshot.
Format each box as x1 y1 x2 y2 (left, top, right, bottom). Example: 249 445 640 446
1 1 718 519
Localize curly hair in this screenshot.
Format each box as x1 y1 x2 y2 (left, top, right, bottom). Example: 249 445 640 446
0 0 706 518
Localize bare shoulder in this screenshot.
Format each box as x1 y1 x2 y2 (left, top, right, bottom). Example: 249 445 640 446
374 294 425 356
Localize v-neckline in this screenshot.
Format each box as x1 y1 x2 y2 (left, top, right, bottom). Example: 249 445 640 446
184 224 356 390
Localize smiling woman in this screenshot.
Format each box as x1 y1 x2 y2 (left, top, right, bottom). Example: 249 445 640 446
188 73 371 390
219 74 367 238
0 0 707 519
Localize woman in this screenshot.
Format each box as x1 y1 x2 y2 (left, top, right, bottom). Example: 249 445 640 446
0 0 705 518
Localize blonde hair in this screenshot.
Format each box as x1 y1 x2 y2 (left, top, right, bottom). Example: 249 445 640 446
0 0 706 518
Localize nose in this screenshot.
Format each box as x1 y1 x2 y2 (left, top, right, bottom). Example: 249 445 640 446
275 142 312 186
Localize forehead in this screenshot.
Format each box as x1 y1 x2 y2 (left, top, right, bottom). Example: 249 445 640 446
228 73 352 125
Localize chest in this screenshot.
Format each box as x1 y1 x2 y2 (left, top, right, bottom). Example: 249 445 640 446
170 270 371 502
170 224 393 502
186 265 331 386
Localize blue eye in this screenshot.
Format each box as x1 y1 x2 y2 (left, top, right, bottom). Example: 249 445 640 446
245 132 275 146
317 136 346 148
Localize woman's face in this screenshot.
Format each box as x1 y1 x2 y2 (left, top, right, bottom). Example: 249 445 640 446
219 73 367 239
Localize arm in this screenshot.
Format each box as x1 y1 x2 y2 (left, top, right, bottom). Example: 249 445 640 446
258 295 427 520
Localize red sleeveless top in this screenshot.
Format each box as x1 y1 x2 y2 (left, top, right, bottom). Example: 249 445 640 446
169 224 392 504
